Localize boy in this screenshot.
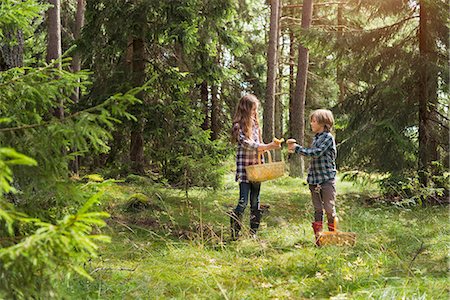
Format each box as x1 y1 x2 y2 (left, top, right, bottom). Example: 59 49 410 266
287 109 337 246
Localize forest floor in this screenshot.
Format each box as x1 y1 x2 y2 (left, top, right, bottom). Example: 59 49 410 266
59 171 449 299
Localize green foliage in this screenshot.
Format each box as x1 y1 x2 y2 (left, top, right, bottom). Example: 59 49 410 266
80 0 239 188
0 0 47 39
305 0 449 174
0 59 140 183
143 67 229 189
0 149 110 299
0 147 37 195
378 163 449 206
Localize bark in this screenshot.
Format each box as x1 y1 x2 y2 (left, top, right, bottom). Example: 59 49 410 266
418 0 438 188
47 0 63 120
211 84 220 140
71 0 85 102
336 2 345 104
46 0 62 64
275 0 284 139
288 28 295 137
201 81 209 131
0 30 24 70
70 0 86 175
129 37 146 174
290 0 313 177
263 0 280 143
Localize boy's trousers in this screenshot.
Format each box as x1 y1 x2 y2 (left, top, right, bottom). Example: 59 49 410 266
309 179 336 222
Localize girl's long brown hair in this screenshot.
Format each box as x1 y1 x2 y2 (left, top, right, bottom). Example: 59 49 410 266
231 94 261 143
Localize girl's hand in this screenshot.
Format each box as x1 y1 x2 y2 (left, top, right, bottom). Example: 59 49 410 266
273 137 284 146
270 141 281 150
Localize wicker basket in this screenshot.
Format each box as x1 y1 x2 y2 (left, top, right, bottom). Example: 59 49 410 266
246 150 285 182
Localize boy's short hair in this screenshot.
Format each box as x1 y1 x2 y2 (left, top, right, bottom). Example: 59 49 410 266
310 109 334 131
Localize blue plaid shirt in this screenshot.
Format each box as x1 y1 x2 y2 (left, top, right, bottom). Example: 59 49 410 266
234 122 261 183
295 131 336 185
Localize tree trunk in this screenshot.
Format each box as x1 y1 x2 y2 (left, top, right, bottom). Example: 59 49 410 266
288 28 295 138
70 0 86 175
46 0 62 63
263 0 280 143
290 0 313 177
275 0 283 139
211 84 220 140
418 0 438 188
201 81 209 131
47 0 63 120
130 37 146 174
0 30 24 70
71 0 85 102
336 2 345 104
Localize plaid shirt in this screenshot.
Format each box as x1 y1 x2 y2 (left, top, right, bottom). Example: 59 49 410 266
295 131 337 185
234 122 261 183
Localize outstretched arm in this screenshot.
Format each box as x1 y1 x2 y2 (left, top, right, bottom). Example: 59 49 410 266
288 135 333 157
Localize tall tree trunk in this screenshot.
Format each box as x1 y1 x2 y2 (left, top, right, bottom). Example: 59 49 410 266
47 0 63 120
275 0 283 139
211 46 221 140
200 81 209 131
418 0 438 188
71 0 85 102
263 0 280 143
0 30 24 70
211 84 220 140
290 0 313 177
336 2 345 104
70 0 86 175
288 27 295 138
129 37 146 174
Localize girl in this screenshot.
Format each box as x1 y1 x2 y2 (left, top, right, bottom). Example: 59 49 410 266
230 94 280 240
287 109 337 246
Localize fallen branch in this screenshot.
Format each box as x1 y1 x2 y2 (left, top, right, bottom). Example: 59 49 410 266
408 241 425 270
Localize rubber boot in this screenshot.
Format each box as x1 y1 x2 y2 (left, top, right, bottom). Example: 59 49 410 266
328 216 338 232
250 209 263 235
312 221 323 246
230 211 243 241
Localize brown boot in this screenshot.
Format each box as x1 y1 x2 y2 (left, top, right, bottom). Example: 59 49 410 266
312 221 323 246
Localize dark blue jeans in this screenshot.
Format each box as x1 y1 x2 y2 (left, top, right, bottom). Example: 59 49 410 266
234 182 261 214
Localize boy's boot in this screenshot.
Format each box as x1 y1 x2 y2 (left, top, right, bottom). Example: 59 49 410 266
230 211 243 240
328 216 338 231
312 221 323 246
250 209 263 235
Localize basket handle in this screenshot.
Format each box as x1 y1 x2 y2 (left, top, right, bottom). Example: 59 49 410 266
258 150 273 164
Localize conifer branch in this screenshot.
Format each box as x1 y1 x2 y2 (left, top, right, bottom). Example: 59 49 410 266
428 117 449 130
0 100 114 133
434 109 450 122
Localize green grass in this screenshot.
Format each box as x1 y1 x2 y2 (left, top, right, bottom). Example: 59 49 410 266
58 173 449 299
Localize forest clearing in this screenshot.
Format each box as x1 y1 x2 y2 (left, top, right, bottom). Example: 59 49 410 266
55 172 449 299
1 0 448 299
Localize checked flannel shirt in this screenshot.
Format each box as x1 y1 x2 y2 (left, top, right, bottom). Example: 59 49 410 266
234 122 262 183
294 131 337 185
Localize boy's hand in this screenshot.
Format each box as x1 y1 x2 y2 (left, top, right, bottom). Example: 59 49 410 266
287 139 297 153
286 138 296 144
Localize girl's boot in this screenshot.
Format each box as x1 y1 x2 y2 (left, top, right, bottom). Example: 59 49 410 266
312 221 323 246
250 209 263 235
230 211 243 240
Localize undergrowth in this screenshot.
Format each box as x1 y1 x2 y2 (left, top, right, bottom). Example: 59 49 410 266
57 173 449 299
